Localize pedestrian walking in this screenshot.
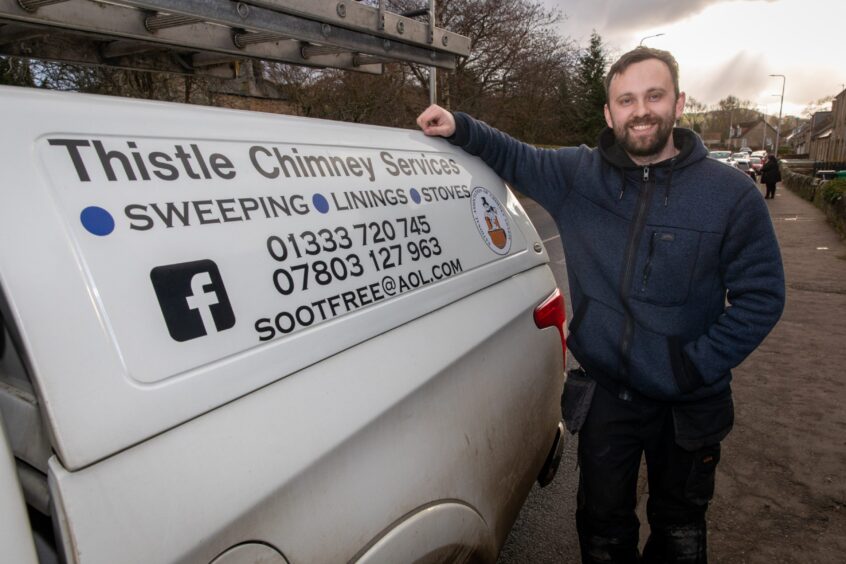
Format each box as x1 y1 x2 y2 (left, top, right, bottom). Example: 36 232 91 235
417 47 785 563
760 153 782 199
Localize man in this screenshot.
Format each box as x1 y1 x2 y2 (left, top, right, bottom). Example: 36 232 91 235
417 47 784 563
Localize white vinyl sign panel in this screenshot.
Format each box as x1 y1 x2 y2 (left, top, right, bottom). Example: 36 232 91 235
39 136 524 383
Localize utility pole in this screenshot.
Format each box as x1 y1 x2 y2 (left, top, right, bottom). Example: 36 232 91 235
770 74 786 156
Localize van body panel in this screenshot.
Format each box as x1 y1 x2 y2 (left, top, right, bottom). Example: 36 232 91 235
47 265 563 563
0 415 39 564
354 502 492 563
0 86 550 470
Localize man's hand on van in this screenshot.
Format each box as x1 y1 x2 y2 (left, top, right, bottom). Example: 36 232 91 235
416 105 456 138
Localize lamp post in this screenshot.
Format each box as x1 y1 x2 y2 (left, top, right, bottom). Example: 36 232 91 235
639 33 665 46
770 74 786 156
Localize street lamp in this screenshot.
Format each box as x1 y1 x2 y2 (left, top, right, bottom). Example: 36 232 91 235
639 33 665 46
770 74 786 156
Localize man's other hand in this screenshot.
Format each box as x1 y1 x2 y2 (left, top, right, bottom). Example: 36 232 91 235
416 105 456 138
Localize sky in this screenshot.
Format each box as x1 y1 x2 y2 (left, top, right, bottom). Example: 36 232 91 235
542 0 844 117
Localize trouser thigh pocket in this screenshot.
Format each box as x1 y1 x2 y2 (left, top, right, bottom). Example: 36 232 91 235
562 368 597 434
684 444 720 506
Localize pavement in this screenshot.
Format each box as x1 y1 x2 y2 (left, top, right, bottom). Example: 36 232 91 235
703 181 846 562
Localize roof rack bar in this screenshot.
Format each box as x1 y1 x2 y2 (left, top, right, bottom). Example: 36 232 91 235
426 0 433 44
401 9 428 18
191 52 241 68
353 55 393 67
101 39 161 58
0 23 48 45
144 13 202 32
16 0 68 12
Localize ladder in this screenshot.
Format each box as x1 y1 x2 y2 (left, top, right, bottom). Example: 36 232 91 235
0 0 470 77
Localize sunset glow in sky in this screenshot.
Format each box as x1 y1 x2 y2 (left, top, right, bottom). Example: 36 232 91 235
546 0 843 117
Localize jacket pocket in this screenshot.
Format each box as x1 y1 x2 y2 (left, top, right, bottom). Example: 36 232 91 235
631 227 700 306
561 368 597 434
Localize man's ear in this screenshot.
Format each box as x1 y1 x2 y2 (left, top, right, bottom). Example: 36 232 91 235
604 103 613 128
675 91 687 121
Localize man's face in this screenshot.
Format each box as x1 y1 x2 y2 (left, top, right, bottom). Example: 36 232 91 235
604 59 686 161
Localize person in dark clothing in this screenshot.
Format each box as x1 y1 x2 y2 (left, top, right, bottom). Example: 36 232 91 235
760 153 782 199
417 47 785 563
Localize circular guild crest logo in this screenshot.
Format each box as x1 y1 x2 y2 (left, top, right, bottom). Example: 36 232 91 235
470 186 512 255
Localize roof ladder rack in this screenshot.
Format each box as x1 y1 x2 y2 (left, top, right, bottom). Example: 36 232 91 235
0 0 470 77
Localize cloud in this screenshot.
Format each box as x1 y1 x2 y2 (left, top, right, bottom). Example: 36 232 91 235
553 0 778 35
683 51 763 106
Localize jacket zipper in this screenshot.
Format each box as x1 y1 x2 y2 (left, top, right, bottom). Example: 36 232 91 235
618 166 654 378
641 232 657 290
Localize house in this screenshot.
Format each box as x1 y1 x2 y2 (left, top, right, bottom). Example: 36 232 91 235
701 132 722 148
786 122 810 155
829 87 846 162
727 119 778 151
806 111 835 160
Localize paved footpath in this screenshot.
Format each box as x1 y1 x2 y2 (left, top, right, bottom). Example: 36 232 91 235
683 183 846 562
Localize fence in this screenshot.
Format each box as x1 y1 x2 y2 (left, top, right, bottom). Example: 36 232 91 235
813 161 846 175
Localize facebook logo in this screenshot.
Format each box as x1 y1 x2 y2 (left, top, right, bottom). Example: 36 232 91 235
150 260 236 342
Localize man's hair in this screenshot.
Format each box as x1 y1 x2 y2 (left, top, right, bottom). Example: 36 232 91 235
604 47 680 101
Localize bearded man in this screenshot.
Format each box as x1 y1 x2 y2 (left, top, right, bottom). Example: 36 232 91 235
417 47 784 563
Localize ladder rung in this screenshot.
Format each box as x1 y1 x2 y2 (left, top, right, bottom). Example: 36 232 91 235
233 31 290 49
16 0 68 12
144 13 202 33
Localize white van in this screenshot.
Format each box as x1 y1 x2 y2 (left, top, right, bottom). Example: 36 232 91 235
0 85 566 563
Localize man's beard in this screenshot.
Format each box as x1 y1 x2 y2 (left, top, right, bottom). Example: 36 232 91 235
613 112 675 158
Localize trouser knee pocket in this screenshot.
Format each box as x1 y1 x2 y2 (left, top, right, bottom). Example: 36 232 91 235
684 444 720 506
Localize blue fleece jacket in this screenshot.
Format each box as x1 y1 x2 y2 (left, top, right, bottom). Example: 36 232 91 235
449 113 785 401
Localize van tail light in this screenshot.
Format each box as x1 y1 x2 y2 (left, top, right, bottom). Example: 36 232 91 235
533 288 567 368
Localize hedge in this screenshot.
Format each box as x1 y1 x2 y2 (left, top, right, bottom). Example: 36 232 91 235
781 165 846 239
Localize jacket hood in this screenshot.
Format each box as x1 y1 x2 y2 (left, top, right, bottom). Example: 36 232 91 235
598 127 708 170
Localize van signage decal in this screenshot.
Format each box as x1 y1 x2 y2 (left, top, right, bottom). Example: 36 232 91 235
470 187 512 255
150 260 236 342
39 135 525 382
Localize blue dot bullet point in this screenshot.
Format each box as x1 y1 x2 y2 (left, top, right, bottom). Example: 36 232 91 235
312 193 330 214
80 206 115 236
410 188 421 204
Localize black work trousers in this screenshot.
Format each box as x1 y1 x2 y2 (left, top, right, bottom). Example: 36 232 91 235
575 382 721 564
765 182 776 199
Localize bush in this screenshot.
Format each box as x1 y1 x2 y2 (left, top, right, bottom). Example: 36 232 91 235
781 166 846 239
818 178 846 205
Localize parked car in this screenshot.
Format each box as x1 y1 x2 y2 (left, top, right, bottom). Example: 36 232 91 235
751 150 768 160
733 157 756 180
708 150 735 166
750 156 763 175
